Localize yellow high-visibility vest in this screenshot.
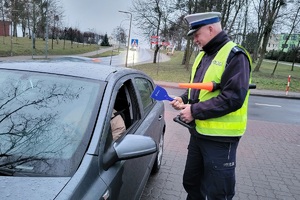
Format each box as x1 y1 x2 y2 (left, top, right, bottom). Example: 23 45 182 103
189 41 252 136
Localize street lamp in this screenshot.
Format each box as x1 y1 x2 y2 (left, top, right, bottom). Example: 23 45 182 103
118 10 132 67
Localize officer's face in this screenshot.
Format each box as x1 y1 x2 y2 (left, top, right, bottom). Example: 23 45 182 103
193 25 212 48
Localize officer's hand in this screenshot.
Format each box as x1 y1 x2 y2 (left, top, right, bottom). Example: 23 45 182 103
169 97 184 110
180 104 194 123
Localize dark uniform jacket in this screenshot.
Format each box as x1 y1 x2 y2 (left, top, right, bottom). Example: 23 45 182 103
181 31 250 142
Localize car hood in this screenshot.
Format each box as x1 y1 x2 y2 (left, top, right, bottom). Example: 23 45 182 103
0 176 70 200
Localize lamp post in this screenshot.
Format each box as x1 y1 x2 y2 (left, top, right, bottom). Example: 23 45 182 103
118 10 132 67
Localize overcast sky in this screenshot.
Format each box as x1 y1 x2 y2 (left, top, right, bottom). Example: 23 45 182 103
61 0 145 45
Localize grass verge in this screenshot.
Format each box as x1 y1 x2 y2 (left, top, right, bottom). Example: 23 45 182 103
0 36 99 56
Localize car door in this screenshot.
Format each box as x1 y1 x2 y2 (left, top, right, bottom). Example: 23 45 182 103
97 74 164 200
134 76 165 174
116 76 165 200
114 77 152 200
97 76 150 200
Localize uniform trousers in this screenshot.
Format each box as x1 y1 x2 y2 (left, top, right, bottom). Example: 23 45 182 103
183 133 239 200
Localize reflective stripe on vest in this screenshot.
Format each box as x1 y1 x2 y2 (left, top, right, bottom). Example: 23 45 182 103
189 41 251 137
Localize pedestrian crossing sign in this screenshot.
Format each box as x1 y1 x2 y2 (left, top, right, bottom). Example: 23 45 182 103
131 39 138 47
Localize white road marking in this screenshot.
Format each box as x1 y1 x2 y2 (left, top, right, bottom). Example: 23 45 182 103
255 103 282 107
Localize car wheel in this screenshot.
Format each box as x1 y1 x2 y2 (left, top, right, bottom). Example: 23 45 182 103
151 133 164 174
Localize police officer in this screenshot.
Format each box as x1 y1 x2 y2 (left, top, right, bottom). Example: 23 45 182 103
170 12 252 200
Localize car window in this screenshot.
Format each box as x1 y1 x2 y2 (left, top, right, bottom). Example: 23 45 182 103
110 85 129 141
134 78 154 112
0 69 103 177
107 79 141 144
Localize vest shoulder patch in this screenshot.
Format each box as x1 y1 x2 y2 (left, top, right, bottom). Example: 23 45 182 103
231 46 245 54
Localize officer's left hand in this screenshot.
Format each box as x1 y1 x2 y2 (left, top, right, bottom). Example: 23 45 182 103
179 104 194 123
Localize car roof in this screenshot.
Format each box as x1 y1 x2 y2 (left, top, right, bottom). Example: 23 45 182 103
0 61 143 81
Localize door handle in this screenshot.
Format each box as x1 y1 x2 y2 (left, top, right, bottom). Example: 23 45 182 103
158 115 163 121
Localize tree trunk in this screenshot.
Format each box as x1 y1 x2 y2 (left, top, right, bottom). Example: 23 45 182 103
153 44 159 63
254 28 271 72
272 6 300 75
182 38 191 67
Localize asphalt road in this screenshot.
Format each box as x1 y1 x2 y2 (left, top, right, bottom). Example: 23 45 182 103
248 95 300 124
158 87 300 125
141 87 300 200
86 48 169 67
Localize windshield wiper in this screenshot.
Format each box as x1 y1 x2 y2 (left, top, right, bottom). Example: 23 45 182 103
0 167 16 176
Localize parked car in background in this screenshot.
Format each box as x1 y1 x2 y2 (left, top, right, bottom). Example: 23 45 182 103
0 61 165 200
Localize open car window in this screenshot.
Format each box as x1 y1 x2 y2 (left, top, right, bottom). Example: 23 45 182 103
107 79 142 144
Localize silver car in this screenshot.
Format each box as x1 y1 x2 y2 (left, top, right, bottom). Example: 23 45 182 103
0 61 165 200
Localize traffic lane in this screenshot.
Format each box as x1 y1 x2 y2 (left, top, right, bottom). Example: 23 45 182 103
164 87 300 125
99 48 152 66
248 96 300 124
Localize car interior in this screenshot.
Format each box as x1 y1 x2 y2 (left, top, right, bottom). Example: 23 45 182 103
114 85 131 129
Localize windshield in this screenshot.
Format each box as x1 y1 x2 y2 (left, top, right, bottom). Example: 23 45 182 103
0 69 102 177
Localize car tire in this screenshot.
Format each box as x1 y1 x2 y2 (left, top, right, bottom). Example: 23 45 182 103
151 133 164 174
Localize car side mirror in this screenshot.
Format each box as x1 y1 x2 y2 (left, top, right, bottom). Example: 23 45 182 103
102 135 157 170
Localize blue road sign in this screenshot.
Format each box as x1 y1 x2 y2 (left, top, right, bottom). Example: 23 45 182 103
131 39 138 47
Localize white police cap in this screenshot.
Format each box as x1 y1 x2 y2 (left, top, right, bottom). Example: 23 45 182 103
184 12 221 36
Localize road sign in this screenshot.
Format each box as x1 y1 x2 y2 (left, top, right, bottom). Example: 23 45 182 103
131 39 138 47
151 35 159 45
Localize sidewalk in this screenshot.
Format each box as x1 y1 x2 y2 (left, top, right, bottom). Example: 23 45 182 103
154 80 300 99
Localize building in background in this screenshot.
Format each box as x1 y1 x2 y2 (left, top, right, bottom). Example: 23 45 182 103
279 34 300 52
265 33 300 52
266 33 280 52
0 21 11 36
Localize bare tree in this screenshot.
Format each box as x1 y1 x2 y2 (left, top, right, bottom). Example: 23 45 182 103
175 0 248 70
131 0 176 63
252 0 288 72
221 0 246 34
21 0 62 49
112 26 127 51
271 5 300 75
173 0 206 70
241 0 249 45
